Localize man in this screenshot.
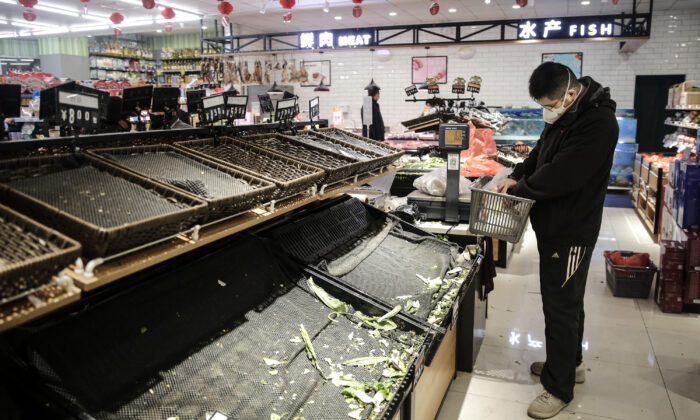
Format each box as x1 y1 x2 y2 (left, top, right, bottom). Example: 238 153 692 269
495 62 618 419
362 85 385 141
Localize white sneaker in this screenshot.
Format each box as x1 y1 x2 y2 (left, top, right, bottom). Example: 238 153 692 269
527 390 569 419
530 361 585 384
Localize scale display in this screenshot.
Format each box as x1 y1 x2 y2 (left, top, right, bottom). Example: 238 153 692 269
439 124 469 150
201 94 225 124
57 90 99 128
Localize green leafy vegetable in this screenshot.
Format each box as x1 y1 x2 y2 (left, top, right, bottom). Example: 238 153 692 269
342 356 390 367
300 324 327 380
307 277 348 314
377 305 401 323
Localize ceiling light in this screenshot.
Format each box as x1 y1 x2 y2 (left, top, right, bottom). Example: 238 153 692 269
32 28 70 36
0 0 14 4
0 19 6 25
82 15 111 22
70 25 109 32
12 21 57 29
201 25 207 29
34 5 79 17
20 58 35 61
323 8 329 13
581 1 590 5
334 16 342 20
448 8 456 13
512 5 520 8
157 29 162 33
389 12 397 16
115 19 155 28
158 1 202 16
484 0 491 3
0 34 17 39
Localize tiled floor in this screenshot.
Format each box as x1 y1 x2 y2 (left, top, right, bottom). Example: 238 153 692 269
436 207 700 420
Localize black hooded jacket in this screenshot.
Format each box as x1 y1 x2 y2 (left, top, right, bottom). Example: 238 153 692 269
509 76 619 246
361 99 385 141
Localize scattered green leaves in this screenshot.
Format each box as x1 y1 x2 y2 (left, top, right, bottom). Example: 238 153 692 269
377 305 401 323
300 324 327 380
307 277 348 314
264 358 282 367
342 356 390 367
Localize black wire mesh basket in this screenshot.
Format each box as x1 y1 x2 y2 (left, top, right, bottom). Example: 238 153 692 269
314 127 404 161
242 133 364 185
0 154 207 258
0 203 81 300
174 137 325 200
17 235 429 420
260 197 476 330
284 130 390 174
468 175 534 243
88 144 277 220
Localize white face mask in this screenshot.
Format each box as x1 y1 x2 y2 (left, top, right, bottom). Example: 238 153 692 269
542 72 577 124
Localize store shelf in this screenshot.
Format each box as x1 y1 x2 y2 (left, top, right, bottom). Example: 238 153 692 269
607 185 632 191
666 106 700 111
160 57 202 61
665 121 700 130
162 69 200 73
65 167 396 292
90 66 155 73
89 53 155 61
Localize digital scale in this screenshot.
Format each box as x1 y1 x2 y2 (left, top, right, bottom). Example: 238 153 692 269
407 123 470 223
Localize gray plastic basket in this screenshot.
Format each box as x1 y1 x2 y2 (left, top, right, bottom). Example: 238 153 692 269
468 175 534 243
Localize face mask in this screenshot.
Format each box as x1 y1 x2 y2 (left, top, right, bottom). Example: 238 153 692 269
542 72 576 124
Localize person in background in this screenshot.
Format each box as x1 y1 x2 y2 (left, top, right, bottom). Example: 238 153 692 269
362 85 385 141
494 62 619 419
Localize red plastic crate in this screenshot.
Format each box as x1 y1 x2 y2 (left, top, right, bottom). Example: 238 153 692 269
684 270 700 304
660 278 685 295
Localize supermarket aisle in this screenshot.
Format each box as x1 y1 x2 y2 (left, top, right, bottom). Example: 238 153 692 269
436 207 700 420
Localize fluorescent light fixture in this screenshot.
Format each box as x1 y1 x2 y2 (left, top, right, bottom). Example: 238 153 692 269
334 16 342 20
82 15 112 22
20 58 35 61
0 0 15 4
0 19 7 25
117 0 143 5
12 21 57 29
448 8 456 13
512 5 520 8
581 0 590 4
0 34 16 39
323 8 329 12
157 29 162 32
115 19 155 28
32 28 70 35
70 25 109 32
201 25 207 30
389 12 397 16
484 0 490 3
34 5 79 17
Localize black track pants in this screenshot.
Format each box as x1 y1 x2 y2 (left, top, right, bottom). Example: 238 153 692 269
537 242 593 403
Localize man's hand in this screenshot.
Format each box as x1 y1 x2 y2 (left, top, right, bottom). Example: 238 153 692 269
492 177 517 193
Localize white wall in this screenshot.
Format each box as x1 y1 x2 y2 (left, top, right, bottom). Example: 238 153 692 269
239 9 700 132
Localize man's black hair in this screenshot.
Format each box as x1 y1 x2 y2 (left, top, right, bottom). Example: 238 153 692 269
367 86 380 97
529 62 580 100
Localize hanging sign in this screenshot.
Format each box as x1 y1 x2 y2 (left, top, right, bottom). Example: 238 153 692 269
225 94 248 120
467 76 482 94
452 77 466 95
275 97 299 121
299 30 374 49
57 90 99 128
517 17 615 40
405 85 419 97
201 94 225 124
309 96 320 120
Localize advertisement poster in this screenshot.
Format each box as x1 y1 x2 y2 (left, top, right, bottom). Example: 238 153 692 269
412 56 448 84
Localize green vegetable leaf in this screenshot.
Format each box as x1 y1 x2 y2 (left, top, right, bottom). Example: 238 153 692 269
269 369 278 375
300 324 327 380
264 358 282 367
342 356 390 367
270 412 287 420
377 305 401 323
307 277 348 314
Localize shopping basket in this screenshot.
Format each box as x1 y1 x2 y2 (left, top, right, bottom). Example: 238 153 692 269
468 175 534 243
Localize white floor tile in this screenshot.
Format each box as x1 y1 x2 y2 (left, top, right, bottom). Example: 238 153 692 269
435 207 700 420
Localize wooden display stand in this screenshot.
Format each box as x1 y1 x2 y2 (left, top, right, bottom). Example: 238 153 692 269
413 325 457 420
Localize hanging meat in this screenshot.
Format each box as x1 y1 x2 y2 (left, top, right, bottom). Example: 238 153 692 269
254 60 263 84
242 61 253 84
281 59 289 83
264 60 271 84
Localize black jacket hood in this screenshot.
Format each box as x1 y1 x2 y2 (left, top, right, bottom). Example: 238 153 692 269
555 76 617 128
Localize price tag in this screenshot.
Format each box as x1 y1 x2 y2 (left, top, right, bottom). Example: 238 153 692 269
57 91 99 128
447 153 460 170
258 93 274 113
427 85 440 94
276 98 299 121
225 95 248 120
201 94 225 124
405 85 418 97
309 96 320 120
452 85 465 94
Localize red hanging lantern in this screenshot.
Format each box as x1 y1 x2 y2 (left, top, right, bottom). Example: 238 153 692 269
352 5 362 18
18 0 37 8
283 12 292 22
612 0 619 4
217 1 233 15
516 0 527 7
114 28 122 36
221 15 230 26
352 0 363 3
23 9 36 21
429 2 439 15
164 22 173 32
110 12 124 25
280 0 295 10
142 0 155 9
161 7 176 19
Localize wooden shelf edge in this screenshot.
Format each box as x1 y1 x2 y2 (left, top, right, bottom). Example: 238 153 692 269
0 288 81 333
66 168 396 292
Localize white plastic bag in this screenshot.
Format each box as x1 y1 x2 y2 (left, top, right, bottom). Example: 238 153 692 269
482 167 514 192
413 167 473 197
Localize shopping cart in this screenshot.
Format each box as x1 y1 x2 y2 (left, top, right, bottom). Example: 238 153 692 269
468 175 534 243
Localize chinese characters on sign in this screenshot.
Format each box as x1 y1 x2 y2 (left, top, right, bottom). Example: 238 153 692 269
517 18 614 40
299 31 373 49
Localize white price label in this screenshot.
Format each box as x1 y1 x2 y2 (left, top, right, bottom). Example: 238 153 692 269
58 91 99 110
448 153 460 170
203 95 225 109
226 95 248 106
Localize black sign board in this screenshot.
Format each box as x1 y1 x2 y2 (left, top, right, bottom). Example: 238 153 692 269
405 85 419 97
152 87 180 112
0 84 22 118
258 93 274 113
57 90 99 128
186 89 206 114
73 84 109 120
309 96 320 120
200 94 225 124
452 85 465 95
39 81 77 119
427 85 440 94
275 97 299 122
225 94 248 120
122 85 154 114
516 17 615 40
467 84 481 94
